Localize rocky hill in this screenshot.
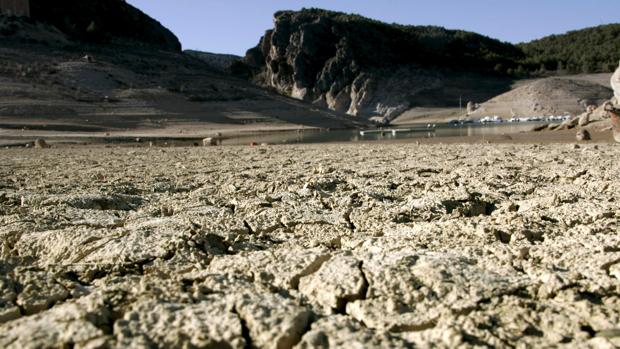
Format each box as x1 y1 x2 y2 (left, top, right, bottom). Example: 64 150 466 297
0 7 359 142
243 9 524 122
27 0 181 51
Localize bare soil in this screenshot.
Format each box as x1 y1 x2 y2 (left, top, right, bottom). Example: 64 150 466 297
0 143 618 348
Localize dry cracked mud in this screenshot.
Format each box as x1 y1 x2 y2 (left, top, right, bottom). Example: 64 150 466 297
0 143 619 348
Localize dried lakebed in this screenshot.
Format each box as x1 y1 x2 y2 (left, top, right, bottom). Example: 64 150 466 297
0 143 619 348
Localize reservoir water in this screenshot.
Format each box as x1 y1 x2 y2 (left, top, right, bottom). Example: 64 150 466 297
219 122 554 145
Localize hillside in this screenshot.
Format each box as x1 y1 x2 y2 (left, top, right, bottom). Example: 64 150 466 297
27 0 181 51
2 4 619 132
0 8 360 143
243 9 523 122
469 78 612 118
519 24 620 74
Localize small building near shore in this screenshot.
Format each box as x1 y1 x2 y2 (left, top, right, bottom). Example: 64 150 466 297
0 0 30 17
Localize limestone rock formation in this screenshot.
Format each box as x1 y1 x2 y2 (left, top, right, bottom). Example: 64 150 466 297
244 9 522 122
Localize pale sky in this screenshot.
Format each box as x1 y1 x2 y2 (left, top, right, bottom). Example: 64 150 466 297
126 0 617 55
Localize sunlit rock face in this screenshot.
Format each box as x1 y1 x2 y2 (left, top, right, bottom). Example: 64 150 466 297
244 9 522 122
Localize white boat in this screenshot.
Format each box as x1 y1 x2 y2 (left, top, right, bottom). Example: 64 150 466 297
480 115 504 124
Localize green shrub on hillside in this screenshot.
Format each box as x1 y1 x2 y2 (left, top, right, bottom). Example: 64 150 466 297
519 24 620 74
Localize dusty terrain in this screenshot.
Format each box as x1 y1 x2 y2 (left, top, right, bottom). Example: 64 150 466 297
0 40 360 146
392 74 614 124
0 143 619 348
470 77 612 119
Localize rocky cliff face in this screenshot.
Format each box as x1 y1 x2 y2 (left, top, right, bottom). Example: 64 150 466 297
29 0 181 51
245 9 523 122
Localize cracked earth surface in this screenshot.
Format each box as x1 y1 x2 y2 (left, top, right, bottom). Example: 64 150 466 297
0 143 619 348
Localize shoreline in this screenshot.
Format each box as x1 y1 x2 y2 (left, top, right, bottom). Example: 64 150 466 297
1 127 614 148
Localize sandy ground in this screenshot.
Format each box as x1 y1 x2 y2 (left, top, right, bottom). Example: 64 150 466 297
0 142 618 348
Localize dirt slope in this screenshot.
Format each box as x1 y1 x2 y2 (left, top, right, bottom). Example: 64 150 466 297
470 78 612 118
0 41 360 141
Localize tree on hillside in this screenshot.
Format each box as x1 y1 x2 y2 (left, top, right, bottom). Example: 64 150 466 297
519 24 620 74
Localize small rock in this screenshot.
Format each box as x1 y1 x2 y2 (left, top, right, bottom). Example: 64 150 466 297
202 138 216 147
34 139 48 149
518 247 530 260
160 206 174 217
299 255 366 314
576 129 591 141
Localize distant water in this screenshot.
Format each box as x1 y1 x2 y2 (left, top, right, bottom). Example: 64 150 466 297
219 122 554 145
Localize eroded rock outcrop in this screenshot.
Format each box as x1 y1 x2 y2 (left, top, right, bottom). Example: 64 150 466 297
245 9 522 122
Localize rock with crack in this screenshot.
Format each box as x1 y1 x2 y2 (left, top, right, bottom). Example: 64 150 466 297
347 250 529 331
114 297 246 348
234 292 312 349
13 215 225 278
0 294 111 349
15 269 71 316
208 247 331 290
523 232 620 295
240 202 347 236
295 315 410 348
299 254 367 314
280 224 352 249
0 274 19 324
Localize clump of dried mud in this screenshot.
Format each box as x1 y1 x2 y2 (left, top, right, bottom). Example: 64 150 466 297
0 143 619 348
